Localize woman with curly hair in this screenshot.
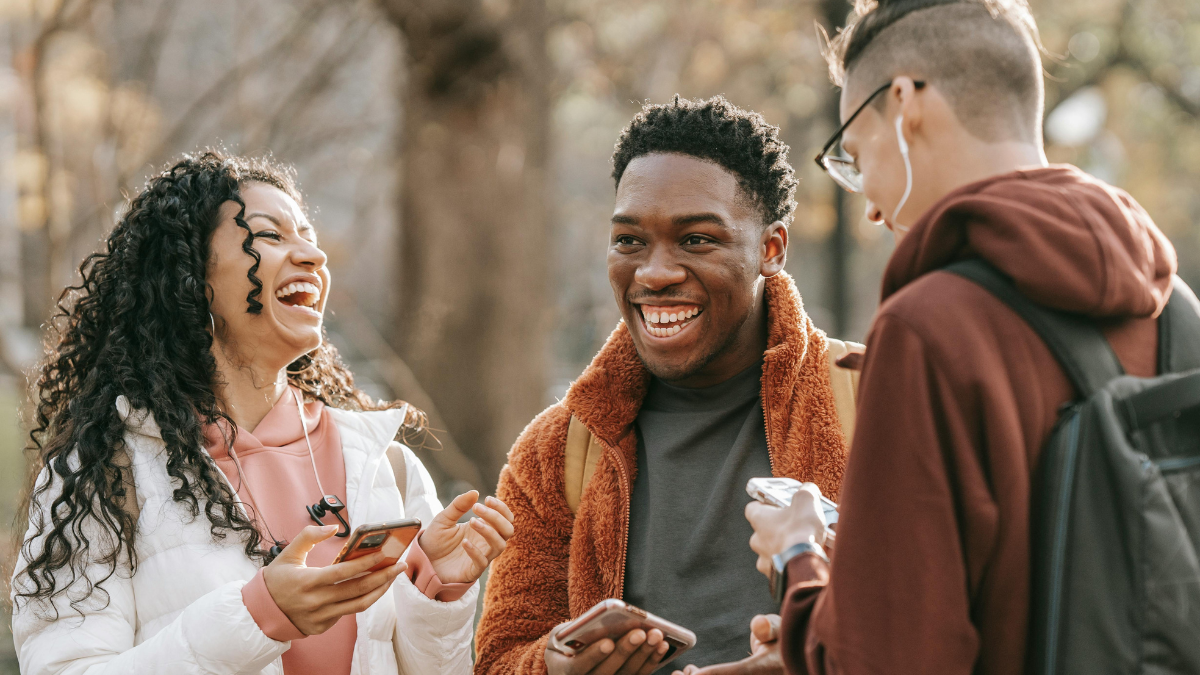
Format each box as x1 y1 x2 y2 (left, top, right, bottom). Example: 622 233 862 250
9 151 514 675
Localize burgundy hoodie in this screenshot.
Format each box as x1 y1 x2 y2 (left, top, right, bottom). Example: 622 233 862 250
780 166 1178 675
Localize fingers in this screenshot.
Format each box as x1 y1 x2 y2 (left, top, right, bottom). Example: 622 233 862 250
325 560 407 603
756 554 771 577
547 635 616 674
744 500 778 528
749 614 779 653
625 629 669 675
472 498 516 541
485 495 514 522
274 525 339 565
469 514 509 556
318 550 395 585
436 490 480 525
323 562 401 618
592 628 658 675
461 538 491 571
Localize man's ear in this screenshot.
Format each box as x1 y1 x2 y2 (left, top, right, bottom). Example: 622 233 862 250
760 221 788 277
890 76 924 142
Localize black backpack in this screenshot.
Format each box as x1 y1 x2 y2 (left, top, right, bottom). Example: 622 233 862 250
946 259 1200 675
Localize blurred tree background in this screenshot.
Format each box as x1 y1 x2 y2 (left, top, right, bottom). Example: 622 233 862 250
0 0 1197 669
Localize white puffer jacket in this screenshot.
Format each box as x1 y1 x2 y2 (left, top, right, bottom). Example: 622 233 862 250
10 397 478 675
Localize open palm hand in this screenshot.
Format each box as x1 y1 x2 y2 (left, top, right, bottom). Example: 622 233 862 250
418 490 515 584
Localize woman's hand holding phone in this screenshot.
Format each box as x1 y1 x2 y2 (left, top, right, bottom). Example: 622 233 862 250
545 623 671 675
263 524 408 635
419 490 516 584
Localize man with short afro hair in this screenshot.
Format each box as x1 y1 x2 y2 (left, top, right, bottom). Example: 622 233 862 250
611 95 798 229
475 96 859 675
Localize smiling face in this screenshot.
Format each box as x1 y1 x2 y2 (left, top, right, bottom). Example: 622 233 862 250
608 152 787 388
207 181 330 374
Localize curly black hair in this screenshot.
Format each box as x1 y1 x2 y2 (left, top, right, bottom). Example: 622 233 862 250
611 95 798 226
12 150 423 617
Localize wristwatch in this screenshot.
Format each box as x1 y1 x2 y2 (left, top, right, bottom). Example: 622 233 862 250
770 541 829 605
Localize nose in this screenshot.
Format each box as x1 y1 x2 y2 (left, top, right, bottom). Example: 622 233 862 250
865 200 884 225
633 244 687 291
292 238 328 270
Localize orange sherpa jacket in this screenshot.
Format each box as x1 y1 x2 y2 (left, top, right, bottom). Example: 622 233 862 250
474 272 849 675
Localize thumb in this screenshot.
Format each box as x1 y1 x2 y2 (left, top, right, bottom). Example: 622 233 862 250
436 490 479 525
275 525 338 565
750 614 779 643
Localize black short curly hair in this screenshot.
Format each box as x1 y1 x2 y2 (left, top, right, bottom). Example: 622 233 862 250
611 95 797 227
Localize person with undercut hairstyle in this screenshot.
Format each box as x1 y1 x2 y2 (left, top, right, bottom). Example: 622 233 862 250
708 1 1197 675
474 96 861 675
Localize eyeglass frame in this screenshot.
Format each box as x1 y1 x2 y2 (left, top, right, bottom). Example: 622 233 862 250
813 79 926 193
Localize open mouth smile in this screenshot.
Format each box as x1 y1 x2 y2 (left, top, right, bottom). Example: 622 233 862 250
636 304 703 339
274 279 322 315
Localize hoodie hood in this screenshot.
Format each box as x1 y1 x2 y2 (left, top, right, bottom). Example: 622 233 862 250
881 165 1177 319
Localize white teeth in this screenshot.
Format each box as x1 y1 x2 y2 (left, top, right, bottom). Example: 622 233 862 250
642 306 703 331
275 281 321 307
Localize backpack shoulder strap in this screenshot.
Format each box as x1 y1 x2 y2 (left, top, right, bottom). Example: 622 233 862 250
386 442 409 505
825 338 863 447
564 415 603 514
1158 276 1200 373
944 259 1124 397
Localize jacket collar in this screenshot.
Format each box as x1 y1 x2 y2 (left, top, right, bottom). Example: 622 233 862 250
325 406 406 525
564 272 820 450
116 396 405 522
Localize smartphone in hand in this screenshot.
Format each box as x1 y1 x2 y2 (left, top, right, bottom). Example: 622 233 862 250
746 477 839 527
333 518 421 573
548 599 697 665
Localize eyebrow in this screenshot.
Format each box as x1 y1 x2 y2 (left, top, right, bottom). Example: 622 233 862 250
245 211 316 237
673 212 727 227
610 212 729 227
245 212 281 227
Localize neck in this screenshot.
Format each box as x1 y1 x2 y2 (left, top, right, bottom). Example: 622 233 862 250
211 341 290 433
933 135 1047 196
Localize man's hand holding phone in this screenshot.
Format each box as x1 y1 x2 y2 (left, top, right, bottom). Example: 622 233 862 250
745 482 828 578
263 524 408 635
545 623 671 675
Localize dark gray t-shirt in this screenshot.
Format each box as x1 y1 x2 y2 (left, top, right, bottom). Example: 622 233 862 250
623 361 777 669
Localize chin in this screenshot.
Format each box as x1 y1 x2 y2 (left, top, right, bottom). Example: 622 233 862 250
636 349 716 383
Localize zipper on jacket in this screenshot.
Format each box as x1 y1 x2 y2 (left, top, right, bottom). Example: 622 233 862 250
761 373 777 476
1044 413 1082 675
606 439 633 598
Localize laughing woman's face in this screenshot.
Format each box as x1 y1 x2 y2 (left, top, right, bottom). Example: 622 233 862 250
207 181 330 373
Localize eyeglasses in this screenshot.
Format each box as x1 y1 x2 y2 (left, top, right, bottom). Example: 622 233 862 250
814 79 926 193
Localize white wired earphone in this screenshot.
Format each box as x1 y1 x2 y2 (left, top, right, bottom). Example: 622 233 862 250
222 388 349 561
891 114 913 232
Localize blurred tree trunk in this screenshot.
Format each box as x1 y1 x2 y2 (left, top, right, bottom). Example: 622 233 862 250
820 0 852 338
378 0 551 491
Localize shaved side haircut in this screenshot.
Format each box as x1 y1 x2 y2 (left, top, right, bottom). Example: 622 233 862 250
825 0 1045 143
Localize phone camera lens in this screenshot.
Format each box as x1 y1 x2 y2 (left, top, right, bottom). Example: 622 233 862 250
359 533 387 549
